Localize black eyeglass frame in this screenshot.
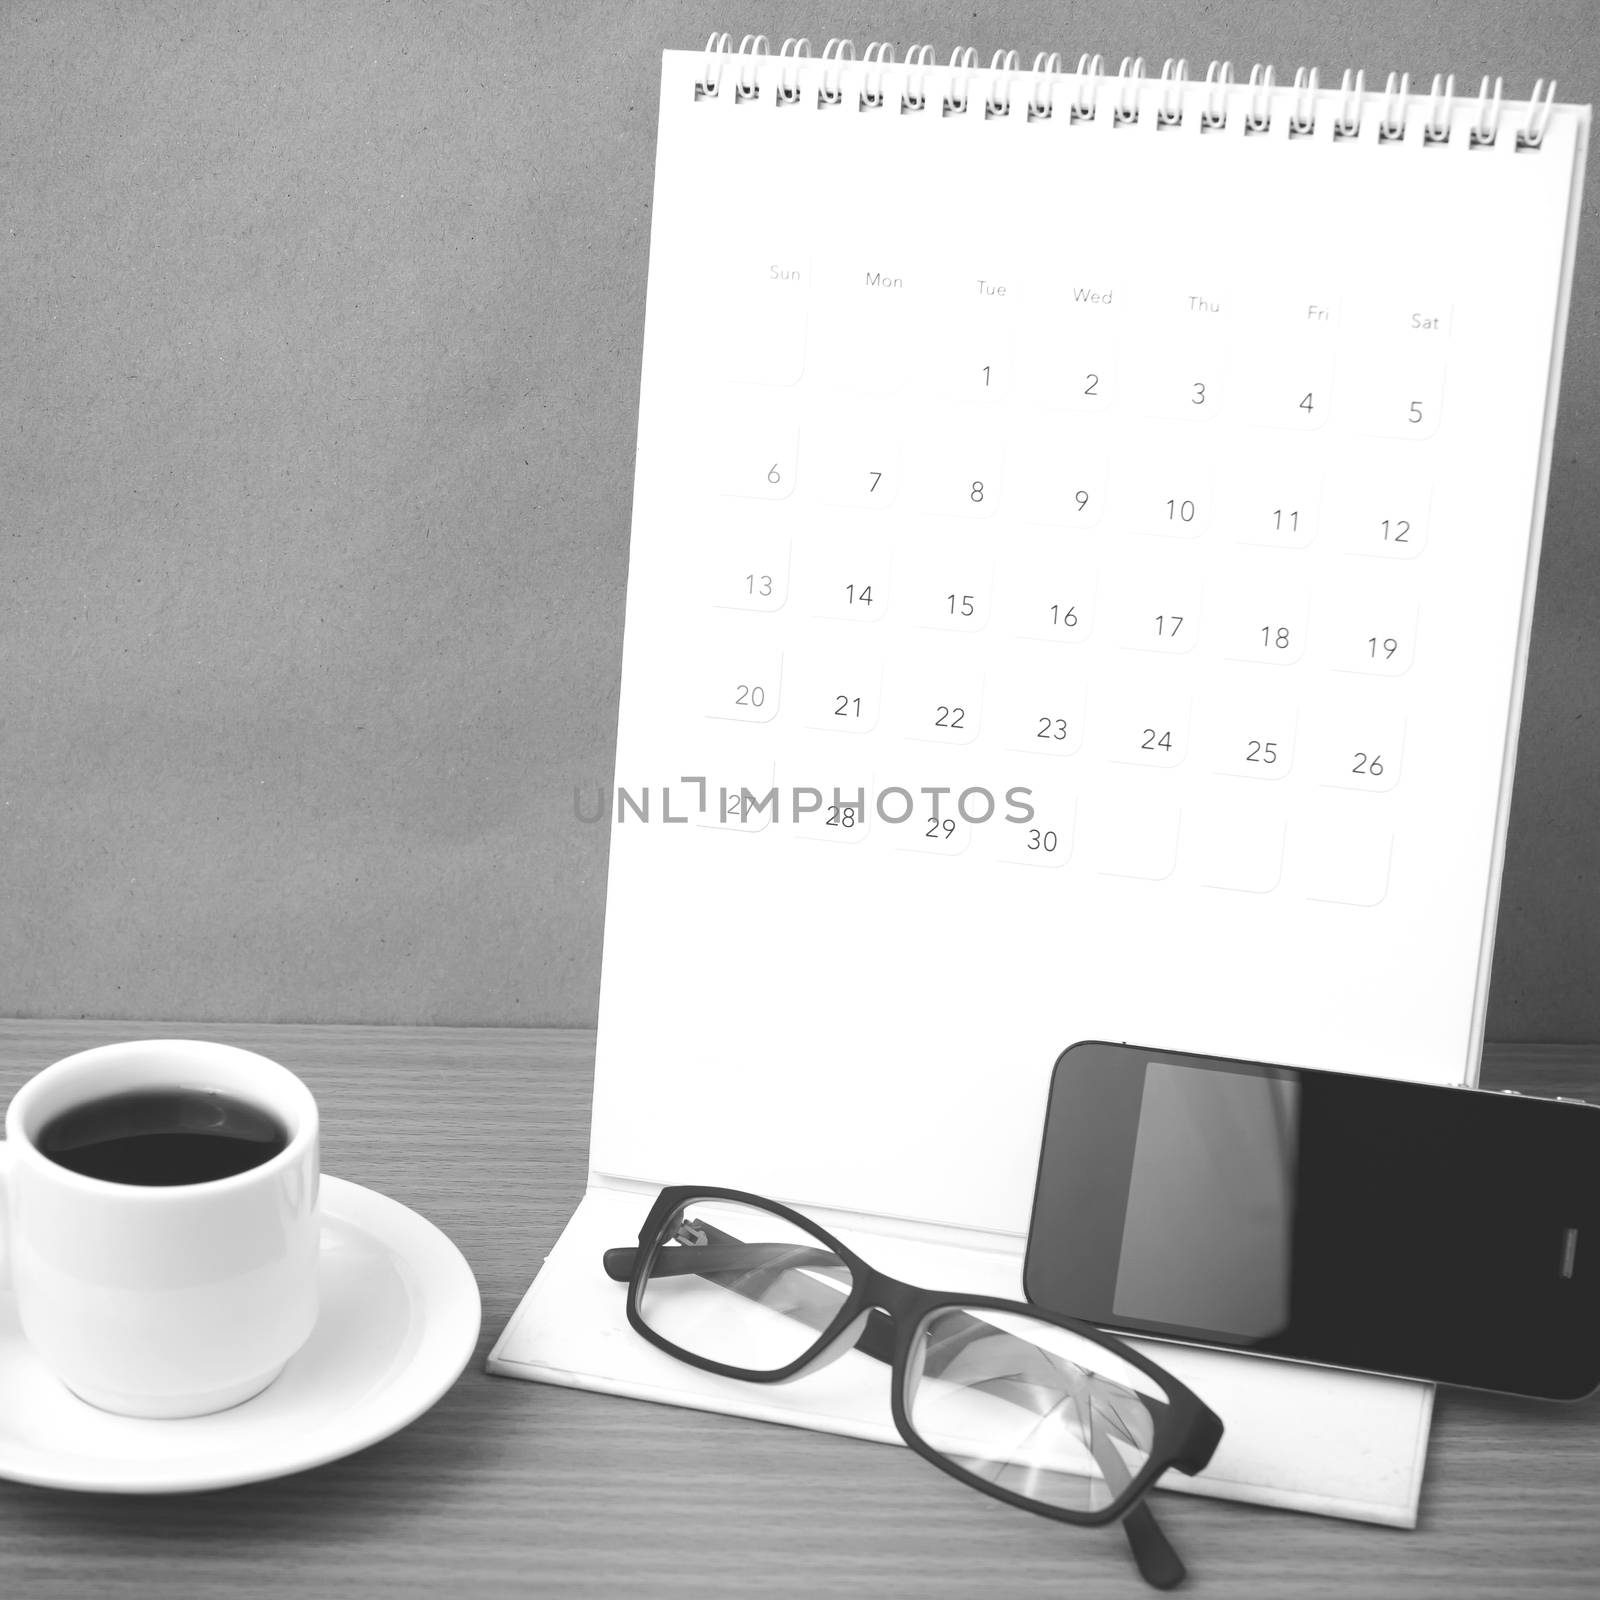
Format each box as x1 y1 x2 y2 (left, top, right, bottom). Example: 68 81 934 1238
606 1185 1223 1536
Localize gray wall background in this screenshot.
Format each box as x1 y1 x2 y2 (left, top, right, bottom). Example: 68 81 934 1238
1 1 1595 1038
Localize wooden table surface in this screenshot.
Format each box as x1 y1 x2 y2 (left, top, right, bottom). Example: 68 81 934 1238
0 1021 1595 1599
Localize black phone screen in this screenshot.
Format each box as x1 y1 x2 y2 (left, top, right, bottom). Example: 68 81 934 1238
1023 1042 1600 1399
1113 1057 1300 1338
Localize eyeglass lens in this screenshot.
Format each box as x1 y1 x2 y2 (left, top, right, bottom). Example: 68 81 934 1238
904 1304 1167 1514
637 1198 857 1373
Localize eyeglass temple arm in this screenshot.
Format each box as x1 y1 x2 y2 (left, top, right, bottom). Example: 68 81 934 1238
1083 1411 1185 1589
602 1241 1186 1590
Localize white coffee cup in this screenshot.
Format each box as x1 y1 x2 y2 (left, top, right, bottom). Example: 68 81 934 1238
0 1039 320 1418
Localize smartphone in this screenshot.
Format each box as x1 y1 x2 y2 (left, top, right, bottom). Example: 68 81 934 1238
1024 1041 1600 1400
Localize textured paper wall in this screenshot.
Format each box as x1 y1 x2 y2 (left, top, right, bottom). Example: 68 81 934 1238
1 1 1595 1034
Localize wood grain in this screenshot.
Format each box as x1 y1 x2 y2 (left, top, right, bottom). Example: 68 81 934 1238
0 1022 1595 1599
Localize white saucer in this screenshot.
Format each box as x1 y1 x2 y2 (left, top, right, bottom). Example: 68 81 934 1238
0 1175 481 1493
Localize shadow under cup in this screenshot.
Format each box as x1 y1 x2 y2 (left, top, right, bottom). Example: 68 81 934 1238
4 1040 321 1419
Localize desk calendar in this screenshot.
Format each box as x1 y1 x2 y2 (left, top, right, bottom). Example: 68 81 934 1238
492 43 1589 1525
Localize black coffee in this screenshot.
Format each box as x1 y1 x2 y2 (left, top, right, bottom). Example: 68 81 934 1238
38 1088 289 1186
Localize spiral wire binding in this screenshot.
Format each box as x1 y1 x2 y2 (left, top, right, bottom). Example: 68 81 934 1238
944 46 977 116
902 45 935 113
982 50 1015 118
1114 58 1145 125
1158 59 1188 127
1520 79 1558 148
1202 61 1233 130
694 35 1561 148
818 38 853 106
1472 76 1504 146
1290 68 1318 136
1424 74 1455 143
734 34 766 102
1378 72 1410 141
1332 70 1362 139
696 31 732 98
860 41 894 110
777 38 810 106
1071 54 1103 122
1245 64 1274 133
1029 53 1063 121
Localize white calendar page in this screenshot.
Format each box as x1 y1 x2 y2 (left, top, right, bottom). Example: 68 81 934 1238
588 52 1587 1236
491 50 1589 1526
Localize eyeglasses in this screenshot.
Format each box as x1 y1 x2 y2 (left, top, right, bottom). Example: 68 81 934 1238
603 1187 1223 1590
